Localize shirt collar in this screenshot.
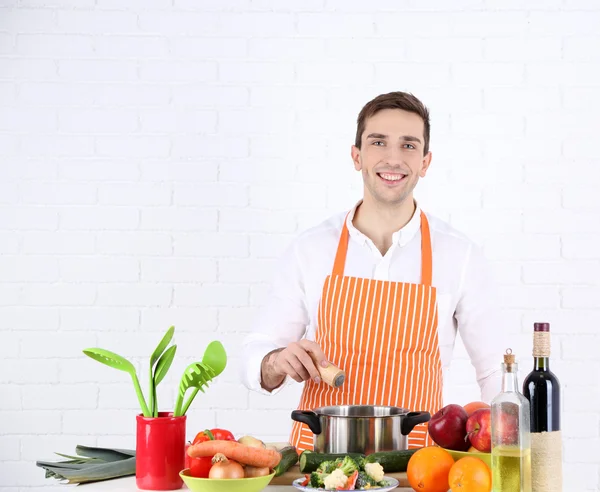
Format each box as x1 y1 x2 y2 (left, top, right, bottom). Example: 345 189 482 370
345 199 422 248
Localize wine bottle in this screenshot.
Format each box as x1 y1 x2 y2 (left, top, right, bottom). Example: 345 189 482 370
522 322 562 492
491 348 532 492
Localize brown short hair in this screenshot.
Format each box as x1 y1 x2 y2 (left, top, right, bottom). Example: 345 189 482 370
354 91 431 154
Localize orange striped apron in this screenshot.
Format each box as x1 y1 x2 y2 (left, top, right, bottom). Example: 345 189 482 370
290 211 443 452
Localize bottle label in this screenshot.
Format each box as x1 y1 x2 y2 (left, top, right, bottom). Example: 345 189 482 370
533 332 550 357
531 430 562 492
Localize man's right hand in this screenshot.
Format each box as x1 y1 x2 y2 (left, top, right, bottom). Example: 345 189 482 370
260 340 329 391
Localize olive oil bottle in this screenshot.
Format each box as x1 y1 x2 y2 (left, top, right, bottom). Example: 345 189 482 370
491 349 532 492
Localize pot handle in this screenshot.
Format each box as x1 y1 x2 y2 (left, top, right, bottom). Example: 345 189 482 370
401 411 431 436
291 410 321 435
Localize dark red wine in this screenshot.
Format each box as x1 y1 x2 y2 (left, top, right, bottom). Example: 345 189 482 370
522 322 560 432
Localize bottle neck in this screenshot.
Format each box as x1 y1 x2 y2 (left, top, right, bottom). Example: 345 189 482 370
534 356 550 371
502 366 519 392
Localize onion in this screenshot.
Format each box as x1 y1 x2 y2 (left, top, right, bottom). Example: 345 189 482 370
209 453 245 479
244 466 271 478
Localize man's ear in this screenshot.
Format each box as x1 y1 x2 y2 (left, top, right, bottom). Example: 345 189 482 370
351 145 361 171
419 151 433 177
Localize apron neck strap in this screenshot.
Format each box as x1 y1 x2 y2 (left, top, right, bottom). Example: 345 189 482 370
332 210 433 286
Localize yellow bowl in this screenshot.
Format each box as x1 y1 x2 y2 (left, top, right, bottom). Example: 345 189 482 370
443 448 491 467
179 469 275 492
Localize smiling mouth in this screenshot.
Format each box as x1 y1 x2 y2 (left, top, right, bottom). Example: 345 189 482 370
377 172 407 184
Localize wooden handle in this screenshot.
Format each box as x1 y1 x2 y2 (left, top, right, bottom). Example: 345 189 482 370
310 354 345 388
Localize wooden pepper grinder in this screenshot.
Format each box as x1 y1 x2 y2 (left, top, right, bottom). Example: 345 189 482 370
311 354 346 388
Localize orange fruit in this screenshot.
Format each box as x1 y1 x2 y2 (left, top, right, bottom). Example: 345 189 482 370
448 456 492 492
406 446 455 492
463 401 490 417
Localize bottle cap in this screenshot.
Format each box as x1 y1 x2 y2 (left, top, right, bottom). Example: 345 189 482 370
534 322 550 332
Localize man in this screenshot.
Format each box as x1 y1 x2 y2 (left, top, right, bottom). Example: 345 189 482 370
240 91 505 451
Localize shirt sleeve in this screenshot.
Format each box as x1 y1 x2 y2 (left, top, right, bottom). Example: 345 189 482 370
240 240 310 395
454 242 508 403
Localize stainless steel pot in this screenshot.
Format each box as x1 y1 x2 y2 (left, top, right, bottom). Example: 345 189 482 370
291 405 430 455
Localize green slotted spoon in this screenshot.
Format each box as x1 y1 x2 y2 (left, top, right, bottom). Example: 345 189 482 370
83 348 150 417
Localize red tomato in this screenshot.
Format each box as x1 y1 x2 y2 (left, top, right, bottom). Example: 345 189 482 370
210 428 235 441
189 457 213 478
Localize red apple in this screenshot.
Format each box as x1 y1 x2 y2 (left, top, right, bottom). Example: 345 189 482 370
466 408 491 452
428 403 470 451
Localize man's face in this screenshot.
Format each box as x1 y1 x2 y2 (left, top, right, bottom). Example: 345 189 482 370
351 108 432 208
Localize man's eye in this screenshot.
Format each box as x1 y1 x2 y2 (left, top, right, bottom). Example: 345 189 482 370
404 144 415 149
373 140 384 146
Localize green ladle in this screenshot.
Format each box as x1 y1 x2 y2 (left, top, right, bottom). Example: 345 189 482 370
83 348 150 417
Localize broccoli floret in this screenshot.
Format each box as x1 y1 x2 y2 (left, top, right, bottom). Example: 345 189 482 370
354 455 366 470
355 471 379 489
309 471 328 488
336 455 359 476
317 460 337 474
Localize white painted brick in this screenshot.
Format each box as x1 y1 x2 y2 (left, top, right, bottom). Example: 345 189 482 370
16 34 93 56
249 283 270 307
219 109 293 135
140 161 218 182
96 83 171 106
0 307 59 331
22 384 98 410
59 358 133 383
218 62 294 83
0 436 20 461
96 434 136 449
95 35 168 58
141 258 216 283
564 138 600 159
528 11 600 36
498 285 560 309
1 8 56 32
0 32 14 54
483 184 560 210
376 63 451 87
562 335 600 361
0 385 21 410
0 461 49 486
58 60 137 82
524 210 600 234
563 186 600 209
21 284 96 306
21 182 96 205
174 285 249 307
59 108 138 133
20 435 97 463
374 12 452 37
523 261 600 285
527 111 597 138
484 87 560 113
0 182 18 205
0 256 58 282
62 410 135 435
522 310 600 335
565 438 600 463
95 331 163 358
21 136 95 158
173 232 248 258
172 136 248 158
564 87 600 110
563 412 600 438
171 37 246 59
60 307 139 332
220 209 297 233
484 36 561 62
96 284 172 307
564 36 600 61
489 261 522 286
0 58 57 80
297 12 374 36
139 109 217 134
295 107 356 137
325 38 406 61
249 234 294 259
18 0 95 6
450 210 522 236
407 38 482 62
562 287 600 309
171 85 248 107
56 10 137 34
0 107 56 132
220 12 294 36
562 234 600 260
250 183 327 211
20 331 93 359
0 287 20 307
562 464 600 490
98 383 149 410
296 62 374 86
98 0 170 7
248 38 324 60
250 86 326 109
59 160 138 180
96 135 171 159
0 360 58 384
59 207 139 231
140 207 218 232
527 62 600 87
218 259 277 284
452 63 524 86
59 257 139 283
452 112 524 137
218 307 259 333
138 12 220 35
174 183 248 207
220 158 295 184
0 332 19 358
98 183 171 206
0 81 16 104
217 409 291 436
483 234 560 260
0 232 18 254
191 382 248 410
97 231 171 256
140 61 217 83
140 307 218 332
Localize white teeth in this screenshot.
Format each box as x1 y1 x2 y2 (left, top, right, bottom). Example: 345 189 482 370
379 173 405 181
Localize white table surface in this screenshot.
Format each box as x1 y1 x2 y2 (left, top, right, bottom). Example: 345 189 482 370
61 476 414 491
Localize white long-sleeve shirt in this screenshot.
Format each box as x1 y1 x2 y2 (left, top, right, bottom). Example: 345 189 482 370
241 201 506 403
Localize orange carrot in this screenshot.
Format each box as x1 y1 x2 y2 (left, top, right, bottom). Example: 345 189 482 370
187 440 281 469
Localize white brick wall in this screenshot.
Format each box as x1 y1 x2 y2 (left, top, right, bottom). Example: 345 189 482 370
1 2 599 490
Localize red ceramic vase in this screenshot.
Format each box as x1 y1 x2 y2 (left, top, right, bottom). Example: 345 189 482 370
136 412 186 490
